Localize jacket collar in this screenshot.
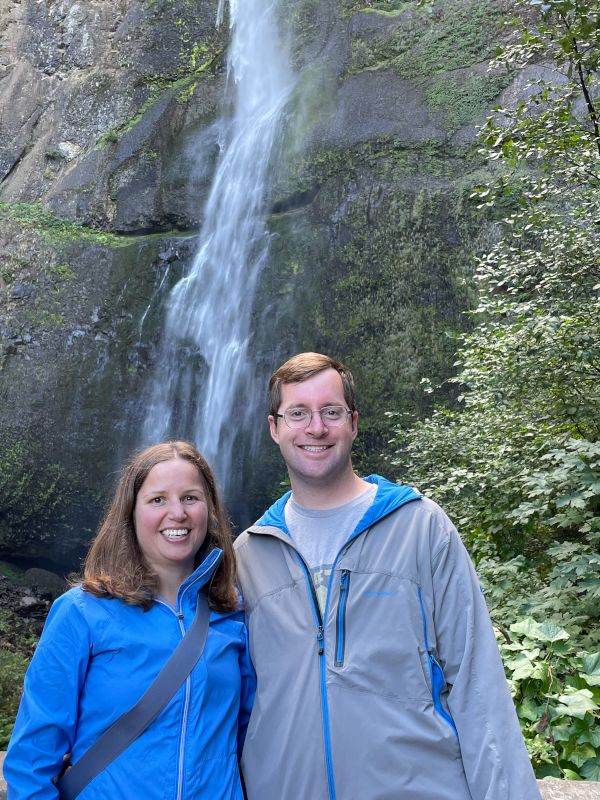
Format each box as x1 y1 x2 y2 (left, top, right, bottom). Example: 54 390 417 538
177 547 223 607
252 475 421 537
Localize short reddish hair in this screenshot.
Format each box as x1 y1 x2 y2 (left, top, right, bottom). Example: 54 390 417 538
268 352 357 415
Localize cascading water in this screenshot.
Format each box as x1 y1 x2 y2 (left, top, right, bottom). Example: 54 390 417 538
140 0 295 501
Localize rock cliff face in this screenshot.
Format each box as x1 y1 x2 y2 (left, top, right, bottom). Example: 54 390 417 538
0 0 516 568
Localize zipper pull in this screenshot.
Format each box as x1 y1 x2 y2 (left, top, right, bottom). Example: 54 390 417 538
340 569 349 589
176 612 184 621
317 625 324 655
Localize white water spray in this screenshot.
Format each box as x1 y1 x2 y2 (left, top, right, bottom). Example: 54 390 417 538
141 0 294 494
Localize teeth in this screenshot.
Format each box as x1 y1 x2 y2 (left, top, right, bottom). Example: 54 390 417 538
161 529 189 539
301 446 328 452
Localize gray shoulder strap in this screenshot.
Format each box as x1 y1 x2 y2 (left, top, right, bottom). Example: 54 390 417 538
58 593 211 800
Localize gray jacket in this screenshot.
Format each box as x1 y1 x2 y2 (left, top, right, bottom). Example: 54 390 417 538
234 475 541 800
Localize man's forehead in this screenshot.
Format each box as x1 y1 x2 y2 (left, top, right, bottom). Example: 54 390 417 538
279 369 346 407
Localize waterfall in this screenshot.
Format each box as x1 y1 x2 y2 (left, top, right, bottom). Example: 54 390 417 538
140 0 295 499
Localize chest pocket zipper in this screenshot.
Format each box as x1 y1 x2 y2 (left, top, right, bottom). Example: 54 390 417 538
334 569 351 667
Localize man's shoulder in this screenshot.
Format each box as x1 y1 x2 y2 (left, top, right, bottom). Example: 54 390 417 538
233 519 285 553
233 528 251 551
368 486 456 552
379 491 454 527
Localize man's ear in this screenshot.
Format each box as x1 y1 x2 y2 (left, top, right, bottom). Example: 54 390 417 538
268 415 280 444
351 410 359 441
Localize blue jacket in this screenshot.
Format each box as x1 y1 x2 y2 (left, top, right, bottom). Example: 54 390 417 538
235 476 540 800
5 549 256 800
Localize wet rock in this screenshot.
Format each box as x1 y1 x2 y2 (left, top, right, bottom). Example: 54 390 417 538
9 282 33 300
24 568 66 600
0 573 49 630
18 593 44 610
157 248 180 263
56 141 82 161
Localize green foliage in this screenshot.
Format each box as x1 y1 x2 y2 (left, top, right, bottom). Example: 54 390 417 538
97 127 119 146
0 604 38 750
0 649 29 749
48 263 76 280
500 621 599 779
0 202 132 246
478 0 600 189
44 148 65 161
480 540 600 650
390 0 600 779
475 531 600 778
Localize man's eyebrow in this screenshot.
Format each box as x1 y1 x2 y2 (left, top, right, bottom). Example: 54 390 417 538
285 403 341 408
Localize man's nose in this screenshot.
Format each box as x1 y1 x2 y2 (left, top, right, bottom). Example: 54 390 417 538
305 411 327 435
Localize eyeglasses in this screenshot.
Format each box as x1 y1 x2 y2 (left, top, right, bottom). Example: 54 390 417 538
274 405 352 429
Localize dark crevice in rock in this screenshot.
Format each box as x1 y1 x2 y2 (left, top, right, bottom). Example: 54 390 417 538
270 185 319 215
0 144 30 185
113 223 201 237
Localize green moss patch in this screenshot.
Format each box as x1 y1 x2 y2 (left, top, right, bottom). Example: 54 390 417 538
347 0 513 133
341 0 413 15
0 203 131 247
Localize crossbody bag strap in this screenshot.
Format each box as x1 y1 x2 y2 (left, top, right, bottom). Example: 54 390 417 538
58 591 211 800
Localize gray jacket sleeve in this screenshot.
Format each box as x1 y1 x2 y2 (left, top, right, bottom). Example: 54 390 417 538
431 520 541 800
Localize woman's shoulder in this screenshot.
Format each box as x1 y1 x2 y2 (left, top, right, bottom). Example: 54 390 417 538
48 584 137 629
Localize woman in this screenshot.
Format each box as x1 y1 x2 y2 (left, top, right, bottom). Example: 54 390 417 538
4 441 255 799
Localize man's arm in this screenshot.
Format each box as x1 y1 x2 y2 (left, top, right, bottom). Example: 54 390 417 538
431 519 541 800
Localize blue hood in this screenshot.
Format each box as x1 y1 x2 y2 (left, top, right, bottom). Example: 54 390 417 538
254 474 421 534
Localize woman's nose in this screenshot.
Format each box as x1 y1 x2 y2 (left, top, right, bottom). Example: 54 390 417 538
167 500 187 520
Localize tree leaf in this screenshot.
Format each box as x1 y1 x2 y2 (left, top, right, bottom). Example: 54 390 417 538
580 653 600 685
580 757 600 781
510 617 570 642
556 689 598 719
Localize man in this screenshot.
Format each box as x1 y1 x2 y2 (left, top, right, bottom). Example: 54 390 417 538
234 352 540 800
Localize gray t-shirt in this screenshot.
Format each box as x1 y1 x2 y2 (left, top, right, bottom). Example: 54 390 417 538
285 484 377 614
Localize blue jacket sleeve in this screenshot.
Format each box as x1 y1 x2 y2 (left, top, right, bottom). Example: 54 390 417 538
4 590 91 800
430 520 541 800
237 621 256 757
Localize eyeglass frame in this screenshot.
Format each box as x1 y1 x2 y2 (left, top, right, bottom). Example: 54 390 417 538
273 405 353 429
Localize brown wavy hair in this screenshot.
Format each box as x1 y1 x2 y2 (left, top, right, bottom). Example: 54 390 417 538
269 352 357 416
78 441 237 612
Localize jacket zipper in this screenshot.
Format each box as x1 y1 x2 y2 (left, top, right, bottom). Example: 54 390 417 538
295 553 337 800
155 554 219 800
334 570 350 667
175 610 190 800
154 603 196 800
252 485 421 800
